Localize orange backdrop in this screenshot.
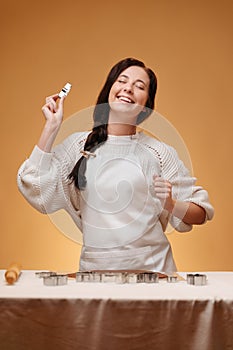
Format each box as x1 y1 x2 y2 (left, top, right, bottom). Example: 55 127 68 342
1 0 232 271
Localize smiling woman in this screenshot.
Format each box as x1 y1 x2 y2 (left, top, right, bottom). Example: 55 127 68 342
17 57 214 274
108 66 150 133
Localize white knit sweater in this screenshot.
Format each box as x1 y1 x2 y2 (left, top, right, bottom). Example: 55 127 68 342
17 131 214 273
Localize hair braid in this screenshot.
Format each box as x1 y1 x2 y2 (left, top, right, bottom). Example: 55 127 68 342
68 124 108 190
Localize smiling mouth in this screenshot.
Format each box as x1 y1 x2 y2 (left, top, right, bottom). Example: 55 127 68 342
117 96 135 104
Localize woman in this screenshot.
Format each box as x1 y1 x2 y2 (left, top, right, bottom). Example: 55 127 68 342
17 58 214 274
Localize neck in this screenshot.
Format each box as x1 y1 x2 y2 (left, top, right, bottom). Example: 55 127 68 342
107 123 136 136
107 109 137 136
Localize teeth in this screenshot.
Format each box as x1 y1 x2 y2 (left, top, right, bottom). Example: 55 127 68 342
118 96 133 103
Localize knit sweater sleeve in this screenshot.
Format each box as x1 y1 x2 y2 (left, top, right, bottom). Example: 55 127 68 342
140 134 214 232
17 132 87 218
161 143 214 232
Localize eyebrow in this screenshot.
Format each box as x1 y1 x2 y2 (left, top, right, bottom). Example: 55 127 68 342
118 74 147 86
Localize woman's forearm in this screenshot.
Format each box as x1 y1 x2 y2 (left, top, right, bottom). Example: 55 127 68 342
37 122 60 152
166 200 206 225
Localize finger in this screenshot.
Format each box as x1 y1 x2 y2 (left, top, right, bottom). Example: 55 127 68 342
154 181 170 189
57 96 65 106
52 93 59 101
45 93 59 101
153 175 166 183
45 96 56 105
56 96 65 113
45 99 57 112
41 104 52 117
42 102 56 115
153 174 162 180
153 177 171 185
154 186 170 193
45 94 59 107
156 193 170 199
41 105 47 113
153 181 162 187
48 103 56 113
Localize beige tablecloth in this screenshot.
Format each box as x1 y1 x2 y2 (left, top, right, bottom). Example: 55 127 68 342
0 270 232 350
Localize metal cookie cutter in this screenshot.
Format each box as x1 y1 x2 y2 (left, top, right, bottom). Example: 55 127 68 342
43 274 68 286
136 273 145 283
142 272 159 283
102 272 126 284
90 271 102 283
76 271 102 283
167 275 178 283
81 272 92 282
35 271 57 278
186 273 207 286
126 273 138 284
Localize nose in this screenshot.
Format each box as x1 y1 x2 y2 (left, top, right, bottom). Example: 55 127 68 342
123 83 133 93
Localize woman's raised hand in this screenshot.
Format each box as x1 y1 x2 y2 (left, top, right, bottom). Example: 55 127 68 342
41 94 65 130
37 94 65 152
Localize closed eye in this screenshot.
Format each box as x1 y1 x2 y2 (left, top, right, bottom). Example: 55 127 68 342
135 84 145 90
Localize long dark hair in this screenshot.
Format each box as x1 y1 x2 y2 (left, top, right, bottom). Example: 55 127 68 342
68 57 157 190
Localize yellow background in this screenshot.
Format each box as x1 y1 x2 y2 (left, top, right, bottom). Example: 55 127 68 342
1 0 232 271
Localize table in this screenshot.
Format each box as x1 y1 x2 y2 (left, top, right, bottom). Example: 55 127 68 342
0 270 232 350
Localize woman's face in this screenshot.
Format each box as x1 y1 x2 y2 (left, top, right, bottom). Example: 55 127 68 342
108 66 150 120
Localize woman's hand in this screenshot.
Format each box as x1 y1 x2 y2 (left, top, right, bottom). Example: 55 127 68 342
41 94 65 131
153 175 175 212
153 175 206 224
37 94 65 152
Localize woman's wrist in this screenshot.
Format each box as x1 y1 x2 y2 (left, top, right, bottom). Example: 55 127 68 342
164 198 176 213
43 119 61 134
